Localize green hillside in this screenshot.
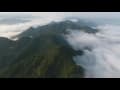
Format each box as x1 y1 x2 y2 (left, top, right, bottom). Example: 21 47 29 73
0 20 97 78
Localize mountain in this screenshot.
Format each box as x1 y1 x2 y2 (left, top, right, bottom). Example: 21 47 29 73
0 20 98 78
15 20 97 38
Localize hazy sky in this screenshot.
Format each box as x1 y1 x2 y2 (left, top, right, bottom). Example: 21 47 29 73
0 12 120 19
1 12 120 39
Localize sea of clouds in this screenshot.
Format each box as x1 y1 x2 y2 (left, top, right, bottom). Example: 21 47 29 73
1 12 120 78
65 24 120 78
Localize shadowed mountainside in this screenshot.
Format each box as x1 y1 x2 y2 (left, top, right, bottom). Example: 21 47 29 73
0 20 98 78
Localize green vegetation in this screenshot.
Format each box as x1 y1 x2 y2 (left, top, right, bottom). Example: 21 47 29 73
0 20 97 78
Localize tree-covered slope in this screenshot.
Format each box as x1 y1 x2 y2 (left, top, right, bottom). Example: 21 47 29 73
0 20 97 78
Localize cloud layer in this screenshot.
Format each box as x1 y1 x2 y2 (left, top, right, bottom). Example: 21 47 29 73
65 25 120 78
1 12 120 39
0 13 64 39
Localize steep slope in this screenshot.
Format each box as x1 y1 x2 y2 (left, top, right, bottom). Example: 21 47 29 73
0 37 16 68
0 20 97 78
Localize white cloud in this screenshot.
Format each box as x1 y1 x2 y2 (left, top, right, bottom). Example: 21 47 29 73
0 13 65 39
65 25 120 78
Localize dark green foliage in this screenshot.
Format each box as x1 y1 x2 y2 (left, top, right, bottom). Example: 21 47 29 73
0 20 97 78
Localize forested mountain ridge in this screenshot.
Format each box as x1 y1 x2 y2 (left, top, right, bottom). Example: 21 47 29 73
0 20 97 78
